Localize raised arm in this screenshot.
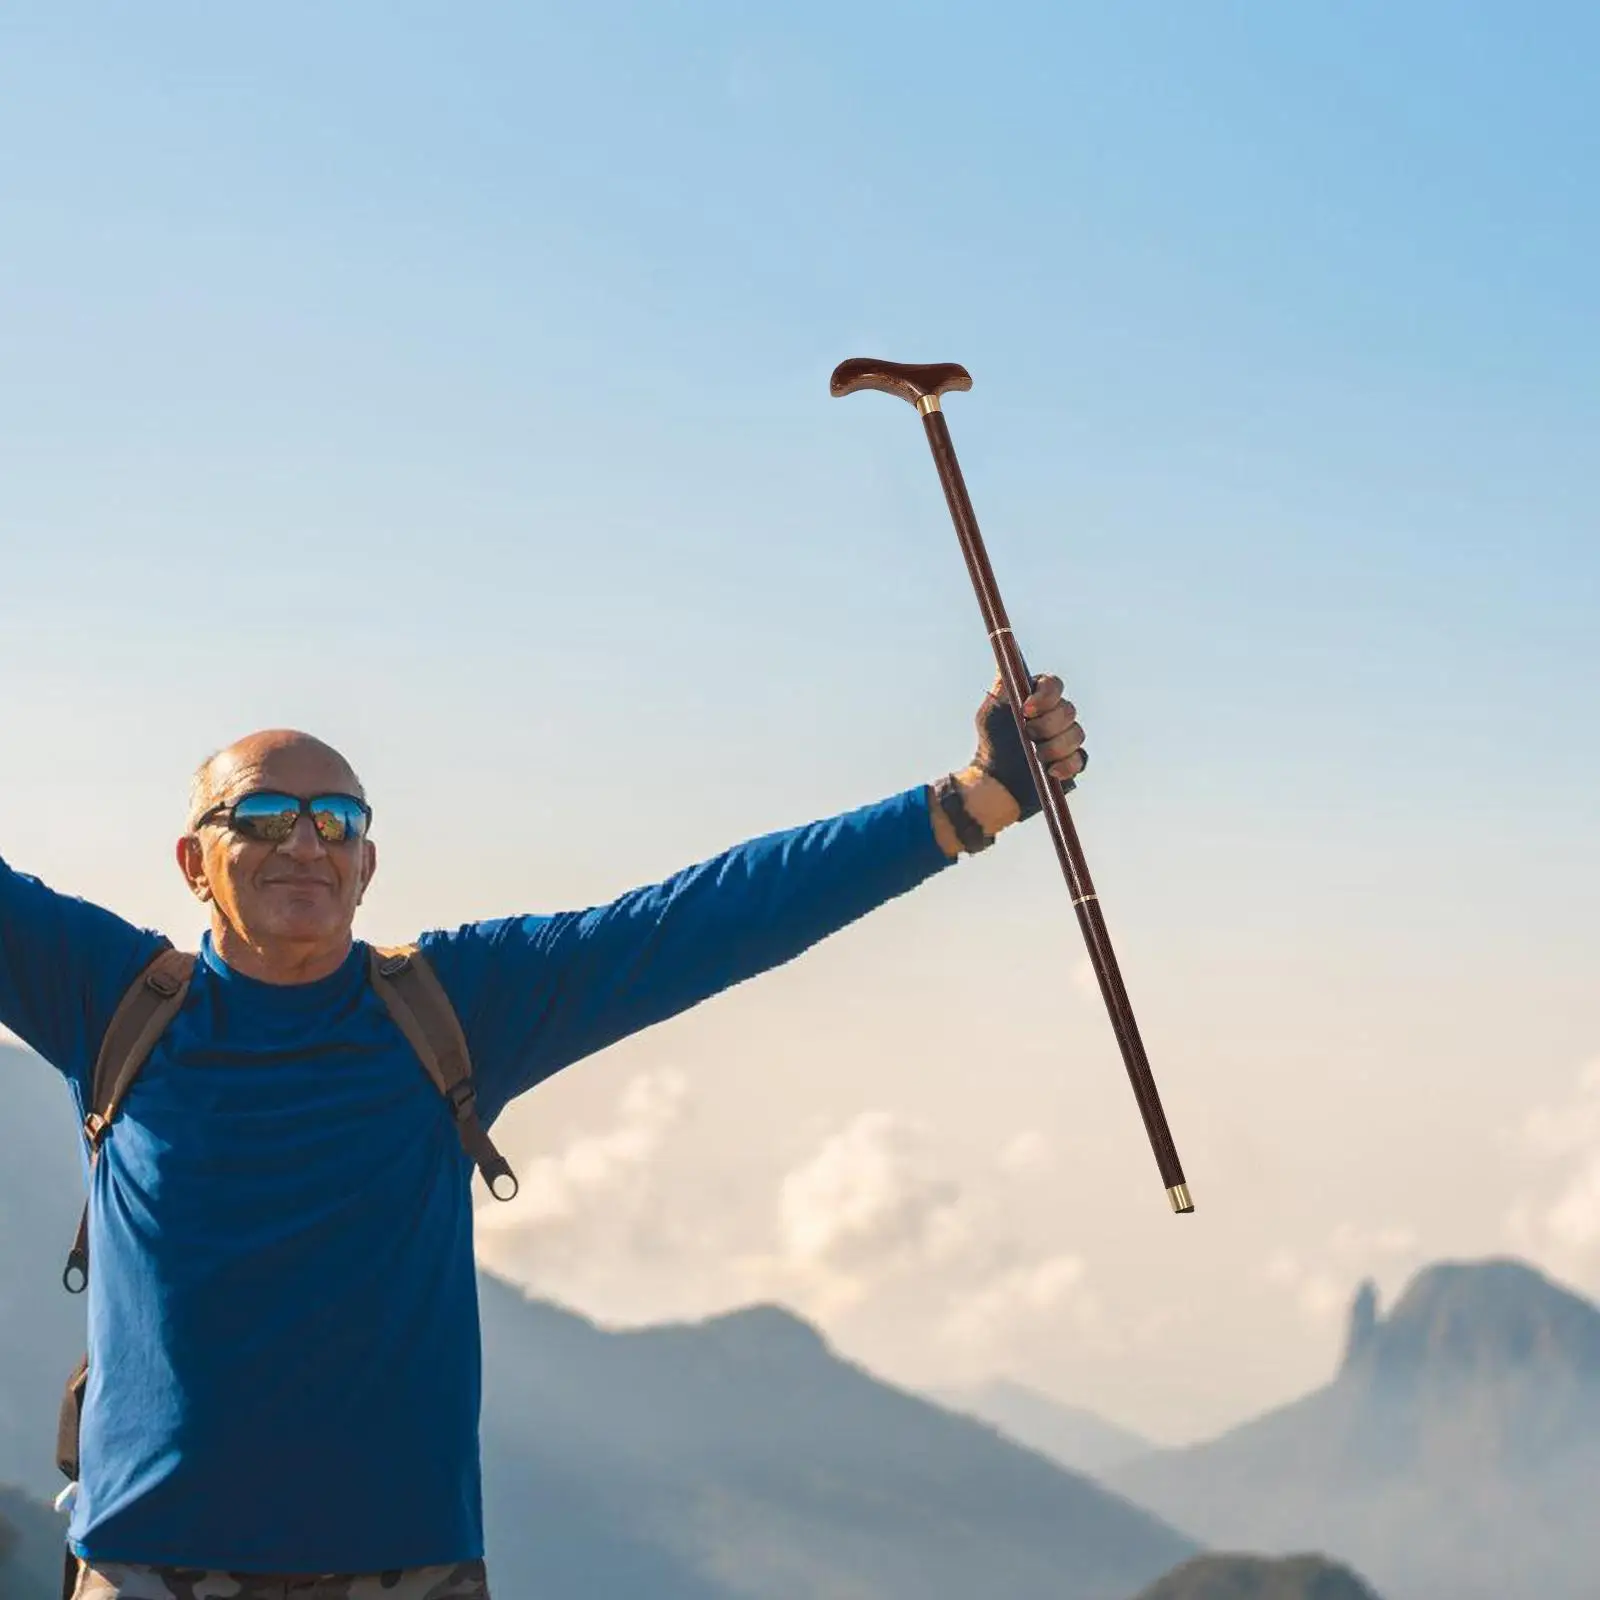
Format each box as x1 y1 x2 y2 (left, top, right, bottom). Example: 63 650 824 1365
0 854 168 1100
425 676 1086 1118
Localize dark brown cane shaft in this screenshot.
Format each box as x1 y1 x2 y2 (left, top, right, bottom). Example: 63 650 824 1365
920 407 1191 1207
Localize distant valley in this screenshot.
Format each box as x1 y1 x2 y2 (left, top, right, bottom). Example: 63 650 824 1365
929 1377 1154 1475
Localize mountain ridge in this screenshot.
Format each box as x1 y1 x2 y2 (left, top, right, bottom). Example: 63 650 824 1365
0 1484 64 1600
1108 1257 1600 1600
475 1270 1198 1597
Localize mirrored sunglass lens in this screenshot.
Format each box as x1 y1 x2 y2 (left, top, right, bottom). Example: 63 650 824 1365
309 797 365 843
229 793 302 843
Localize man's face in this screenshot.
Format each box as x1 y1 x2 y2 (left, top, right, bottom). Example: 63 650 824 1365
181 735 377 956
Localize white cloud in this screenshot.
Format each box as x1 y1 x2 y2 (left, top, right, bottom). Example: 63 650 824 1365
776 1111 967 1277
1504 1060 1600 1288
1519 1059 1600 1158
997 1130 1050 1176
475 1088 1108 1378
942 1253 1091 1349
732 1111 972 1318
1260 1223 1421 1323
737 1114 1105 1362
518 1069 688 1226
474 1067 697 1289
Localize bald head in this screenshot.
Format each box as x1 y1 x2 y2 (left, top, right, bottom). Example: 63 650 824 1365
178 728 377 984
188 730 364 829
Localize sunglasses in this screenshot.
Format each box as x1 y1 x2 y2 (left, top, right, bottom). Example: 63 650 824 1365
193 791 373 846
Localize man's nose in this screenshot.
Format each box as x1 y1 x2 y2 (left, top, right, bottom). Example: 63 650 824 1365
276 814 328 859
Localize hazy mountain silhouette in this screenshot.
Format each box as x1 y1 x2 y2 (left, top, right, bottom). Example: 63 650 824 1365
0 1052 87 1496
1108 1258 1600 1600
0 1484 63 1600
1130 1552 1384 1600
0 1046 1195 1598
475 1279 1195 1598
929 1377 1153 1473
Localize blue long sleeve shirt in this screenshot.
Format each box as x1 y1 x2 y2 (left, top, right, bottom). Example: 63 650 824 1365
0 785 952 1573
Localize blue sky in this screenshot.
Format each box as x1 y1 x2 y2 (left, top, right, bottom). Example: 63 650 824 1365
1 3 1596 1438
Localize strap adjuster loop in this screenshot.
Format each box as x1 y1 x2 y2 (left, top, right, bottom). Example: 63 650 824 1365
62 1250 88 1295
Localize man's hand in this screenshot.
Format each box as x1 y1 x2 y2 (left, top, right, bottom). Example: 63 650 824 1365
930 673 1086 858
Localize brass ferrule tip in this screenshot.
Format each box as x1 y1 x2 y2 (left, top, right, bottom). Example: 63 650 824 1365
915 394 942 416
1167 1182 1194 1214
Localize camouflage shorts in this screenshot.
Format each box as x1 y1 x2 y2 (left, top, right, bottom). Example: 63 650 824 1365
70 1558 490 1599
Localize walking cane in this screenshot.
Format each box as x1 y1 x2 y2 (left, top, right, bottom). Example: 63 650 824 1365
831 358 1193 1214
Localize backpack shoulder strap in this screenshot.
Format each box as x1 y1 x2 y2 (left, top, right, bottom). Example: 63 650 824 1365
62 946 196 1295
369 944 519 1202
87 947 197 1145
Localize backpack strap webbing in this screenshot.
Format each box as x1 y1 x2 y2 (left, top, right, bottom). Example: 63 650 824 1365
369 944 519 1202
62 946 197 1296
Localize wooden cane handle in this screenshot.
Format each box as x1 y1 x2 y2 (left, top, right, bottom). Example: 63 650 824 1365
829 358 973 409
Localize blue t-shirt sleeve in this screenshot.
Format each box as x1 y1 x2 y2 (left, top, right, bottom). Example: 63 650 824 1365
420 786 952 1120
0 854 170 1103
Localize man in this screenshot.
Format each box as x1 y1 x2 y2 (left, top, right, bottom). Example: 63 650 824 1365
1 675 1086 1599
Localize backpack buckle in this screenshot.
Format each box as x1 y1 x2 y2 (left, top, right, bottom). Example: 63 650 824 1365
145 969 182 999
445 1081 477 1122
378 953 412 979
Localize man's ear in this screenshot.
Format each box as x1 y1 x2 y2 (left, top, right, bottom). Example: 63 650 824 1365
356 840 378 906
176 834 213 903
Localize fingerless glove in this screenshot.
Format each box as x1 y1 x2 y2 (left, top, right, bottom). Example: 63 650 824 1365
972 676 1084 818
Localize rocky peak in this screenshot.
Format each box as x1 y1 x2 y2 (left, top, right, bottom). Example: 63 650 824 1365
1327 1257 1600 1473
1340 1278 1380 1374
1131 1551 1383 1599
1359 1258 1600 1382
